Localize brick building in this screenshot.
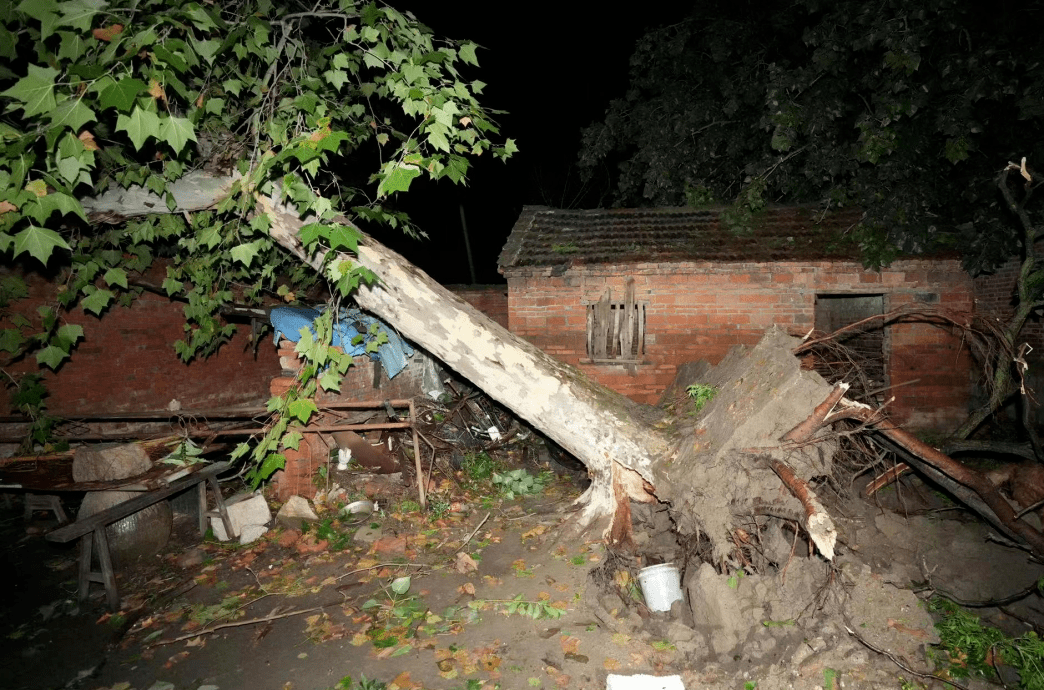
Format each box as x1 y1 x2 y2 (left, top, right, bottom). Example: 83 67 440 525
498 205 980 431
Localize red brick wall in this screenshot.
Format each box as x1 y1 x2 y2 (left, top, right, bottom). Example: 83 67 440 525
270 338 431 499
0 273 281 416
505 259 977 432
973 258 1044 354
445 284 509 328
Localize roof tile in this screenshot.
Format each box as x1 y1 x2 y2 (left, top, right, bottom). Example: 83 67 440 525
498 205 868 269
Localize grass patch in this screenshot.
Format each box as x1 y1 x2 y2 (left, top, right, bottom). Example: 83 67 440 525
686 383 717 414
928 595 1044 689
460 451 498 480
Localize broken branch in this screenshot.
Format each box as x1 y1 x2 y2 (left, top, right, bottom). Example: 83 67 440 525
828 399 1044 557
782 382 849 443
761 455 837 560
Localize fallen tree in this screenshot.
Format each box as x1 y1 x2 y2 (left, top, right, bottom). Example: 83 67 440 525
82 172 1044 560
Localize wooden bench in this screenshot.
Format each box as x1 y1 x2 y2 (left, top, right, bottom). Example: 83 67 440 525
46 461 235 610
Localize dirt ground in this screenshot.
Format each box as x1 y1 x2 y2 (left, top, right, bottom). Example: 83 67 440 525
2 461 1043 690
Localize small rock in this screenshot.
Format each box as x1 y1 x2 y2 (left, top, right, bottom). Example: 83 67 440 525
176 547 207 569
210 492 272 541
239 524 268 545
353 525 382 544
669 598 695 627
666 620 696 643
276 496 320 530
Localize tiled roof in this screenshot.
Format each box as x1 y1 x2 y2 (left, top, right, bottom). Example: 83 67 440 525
498 205 868 270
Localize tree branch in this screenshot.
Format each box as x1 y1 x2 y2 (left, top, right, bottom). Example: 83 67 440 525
828 399 1044 556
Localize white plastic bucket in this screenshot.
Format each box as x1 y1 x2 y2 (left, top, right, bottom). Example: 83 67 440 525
637 563 684 612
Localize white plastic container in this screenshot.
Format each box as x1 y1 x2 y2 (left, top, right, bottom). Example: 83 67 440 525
637 563 684 612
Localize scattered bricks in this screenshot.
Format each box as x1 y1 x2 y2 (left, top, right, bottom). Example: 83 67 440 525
372 534 407 555
295 534 328 554
278 529 303 547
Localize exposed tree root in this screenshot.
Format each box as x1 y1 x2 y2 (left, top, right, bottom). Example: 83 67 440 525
827 400 1044 557
783 382 849 444
761 455 837 560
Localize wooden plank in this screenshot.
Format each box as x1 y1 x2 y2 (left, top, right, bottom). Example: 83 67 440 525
46 461 230 543
636 303 646 358
620 278 635 359
592 288 611 359
612 302 622 358
588 304 597 357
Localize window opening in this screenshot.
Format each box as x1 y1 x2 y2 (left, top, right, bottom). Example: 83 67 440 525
587 281 646 362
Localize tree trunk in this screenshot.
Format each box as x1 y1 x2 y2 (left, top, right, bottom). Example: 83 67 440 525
85 174 671 540
93 174 980 561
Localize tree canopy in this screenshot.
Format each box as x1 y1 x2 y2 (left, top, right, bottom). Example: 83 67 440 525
0 0 514 476
578 0 1044 273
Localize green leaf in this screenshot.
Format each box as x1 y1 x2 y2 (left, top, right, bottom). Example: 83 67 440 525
1 64 59 118
49 98 97 131
100 78 147 113
299 222 322 248
116 107 161 150
56 323 84 346
158 116 197 154
458 42 479 66
103 267 127 289
287 398 318 424
184 2 219 31
151 45 187 74
56 30 88 61
12 225 70 263
58 0 106 33
0 329 26 354
56 156 81 184
80 287 113 315
281 430 302 451
229 241 260 267
37 192 88 222
323 69 349 91
318 368 341 392
36 344 68 369
16 0 59 22
161 276 182 294
390 576 411 595
326 224 359 251
190 36 221 64
427 126 450 153
378 163 421 197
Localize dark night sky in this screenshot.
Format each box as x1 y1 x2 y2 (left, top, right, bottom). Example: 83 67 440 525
373 2 697 284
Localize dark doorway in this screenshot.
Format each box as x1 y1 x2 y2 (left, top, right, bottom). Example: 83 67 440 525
813 294 886 401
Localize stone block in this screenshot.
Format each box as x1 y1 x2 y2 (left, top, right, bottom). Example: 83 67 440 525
209 492 271 541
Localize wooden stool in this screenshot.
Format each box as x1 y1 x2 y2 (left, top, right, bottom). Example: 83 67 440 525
24 493 69 524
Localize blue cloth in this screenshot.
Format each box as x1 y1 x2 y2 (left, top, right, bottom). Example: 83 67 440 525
270 306 414 379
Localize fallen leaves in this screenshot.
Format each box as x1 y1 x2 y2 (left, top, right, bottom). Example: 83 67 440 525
163 651 189 668
455 551 479 574
92 23 123 41
304 612 348 643
521 524 547 541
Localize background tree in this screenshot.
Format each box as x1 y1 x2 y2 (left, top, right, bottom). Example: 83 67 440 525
578 0 1044 442
0 0 514 480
